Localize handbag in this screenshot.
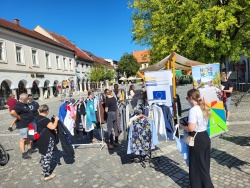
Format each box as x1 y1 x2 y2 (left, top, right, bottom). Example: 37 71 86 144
184 132 198 147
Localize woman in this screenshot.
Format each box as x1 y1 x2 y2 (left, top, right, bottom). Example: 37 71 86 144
36 104 59 181
105 89 119 149
179 89 214 188
84 90 96 143
129 84 137 108
112 84 121 101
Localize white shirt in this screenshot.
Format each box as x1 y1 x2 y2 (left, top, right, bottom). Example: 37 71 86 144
188 106 208 132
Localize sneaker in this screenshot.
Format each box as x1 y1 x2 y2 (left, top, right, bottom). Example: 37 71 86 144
27 148 37 155
22 152 31 159
113 142 119 147
44 173 56 182
8 127 13 132
226 121 229 125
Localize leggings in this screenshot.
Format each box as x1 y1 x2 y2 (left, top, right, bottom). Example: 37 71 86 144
40 138 55 177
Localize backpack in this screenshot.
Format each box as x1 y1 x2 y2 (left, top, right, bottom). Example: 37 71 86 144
28 118 46 141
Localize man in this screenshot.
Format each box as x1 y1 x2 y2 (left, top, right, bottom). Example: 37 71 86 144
28 94 39 118
221 72 233 124
5 94 17 132
11 93 36 159
112 84 121 101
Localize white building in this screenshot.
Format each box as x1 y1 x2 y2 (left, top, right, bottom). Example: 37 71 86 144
34 26 94 92
0 18 75 101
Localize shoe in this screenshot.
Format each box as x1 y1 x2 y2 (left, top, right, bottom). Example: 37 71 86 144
27 148 37 155
107 144 114 150
8 127 13 132
226 121 229 125
113 142 119 147
22 152 31 159
44 173 56 182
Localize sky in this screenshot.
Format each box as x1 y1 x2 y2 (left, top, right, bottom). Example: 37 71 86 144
1 0 149 61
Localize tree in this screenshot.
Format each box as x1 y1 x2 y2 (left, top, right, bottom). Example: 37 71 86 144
88 62 115 82
118 53 140 77
130 0 250 64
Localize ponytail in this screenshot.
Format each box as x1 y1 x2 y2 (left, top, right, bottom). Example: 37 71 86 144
198 100 211 119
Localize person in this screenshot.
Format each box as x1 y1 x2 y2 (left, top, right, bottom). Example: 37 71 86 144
28 94 39 118
105 89 119 150
35 104 59 181
221 72 233 123
179 89 214 188
129 84 137 108
70 80 75 92
112 84 121 101
84 90 96 143
5 93 17 132
141 86 147 106
10 93 37 159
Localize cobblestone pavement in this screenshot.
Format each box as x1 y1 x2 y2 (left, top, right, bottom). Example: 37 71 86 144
0 84 249 188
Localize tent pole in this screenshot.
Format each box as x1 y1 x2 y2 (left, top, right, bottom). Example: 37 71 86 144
172 54 178 124
136 71 145 80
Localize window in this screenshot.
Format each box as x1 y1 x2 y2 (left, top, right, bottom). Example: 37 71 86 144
56 56 60 69
16 45 24 64
63 58 67 70
32 49 38 66
45 53 50 67
0 41 6 62
69 59 73 70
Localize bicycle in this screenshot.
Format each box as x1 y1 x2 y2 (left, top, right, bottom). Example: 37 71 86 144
0 143 8 165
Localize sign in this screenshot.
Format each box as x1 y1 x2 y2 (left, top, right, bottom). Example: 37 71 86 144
192 63 228 138
145 70 173 110
31 74 45 78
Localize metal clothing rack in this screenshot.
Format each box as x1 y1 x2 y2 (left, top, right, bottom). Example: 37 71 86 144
63 93 106 150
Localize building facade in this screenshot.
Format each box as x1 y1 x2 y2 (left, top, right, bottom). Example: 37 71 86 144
133 50 150 70
0 18 75 101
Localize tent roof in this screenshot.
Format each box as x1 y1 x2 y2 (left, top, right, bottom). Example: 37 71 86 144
139 52 205 72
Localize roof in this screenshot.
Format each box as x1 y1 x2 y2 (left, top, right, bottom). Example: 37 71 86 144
0 18 74 52
133 50 150 63
46 30 93 62
139 52 205 72
82 50 113 68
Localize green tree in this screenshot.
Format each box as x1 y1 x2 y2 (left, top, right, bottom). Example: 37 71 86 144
88 63 115 82
118 53 140 77
130 0 250 64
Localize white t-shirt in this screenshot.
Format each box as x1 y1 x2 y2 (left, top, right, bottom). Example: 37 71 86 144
188 106 208 132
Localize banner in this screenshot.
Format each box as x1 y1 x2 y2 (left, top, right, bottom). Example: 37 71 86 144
145 70 173 110
192 63 228 137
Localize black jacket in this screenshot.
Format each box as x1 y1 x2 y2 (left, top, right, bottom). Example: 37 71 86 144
57 120 75 164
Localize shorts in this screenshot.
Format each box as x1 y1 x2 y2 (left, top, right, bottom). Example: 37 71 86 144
19 128 28 138
11 115 17 121
224 97 231 111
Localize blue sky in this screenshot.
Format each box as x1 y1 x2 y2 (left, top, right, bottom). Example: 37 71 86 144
1 0 148 61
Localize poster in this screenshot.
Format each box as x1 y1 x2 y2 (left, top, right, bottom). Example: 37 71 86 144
145 70 173 110
192 63 228 137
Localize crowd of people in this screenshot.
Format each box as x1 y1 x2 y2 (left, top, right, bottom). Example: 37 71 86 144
3 78 232 186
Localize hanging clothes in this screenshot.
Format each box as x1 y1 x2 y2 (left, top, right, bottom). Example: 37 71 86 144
176 94 182 117
58 102 68 122
85 99 96 131
148 104 167 141
158 105 174 140
75 102 86 132
127 117 158 155
96 100 105 124
63 103 75 136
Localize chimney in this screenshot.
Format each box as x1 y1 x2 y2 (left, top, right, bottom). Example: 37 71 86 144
14 19 20 26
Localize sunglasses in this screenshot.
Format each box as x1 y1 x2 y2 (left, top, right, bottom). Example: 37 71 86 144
186 97 188 100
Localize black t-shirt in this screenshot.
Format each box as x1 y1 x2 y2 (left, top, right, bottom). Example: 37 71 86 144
221 80 233 98
35 115 56 155
13 101 34 129
28 101 39 117
105 97 117 112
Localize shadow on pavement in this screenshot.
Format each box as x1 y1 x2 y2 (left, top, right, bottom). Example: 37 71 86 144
151 156 190 188
211 148 250 175
219 135 250 146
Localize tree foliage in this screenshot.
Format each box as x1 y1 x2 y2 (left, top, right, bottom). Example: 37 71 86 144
130 0 250 64
118 53 140 77
88 62 115 82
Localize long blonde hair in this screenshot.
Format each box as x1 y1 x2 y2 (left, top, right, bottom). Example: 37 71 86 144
187 89 211 119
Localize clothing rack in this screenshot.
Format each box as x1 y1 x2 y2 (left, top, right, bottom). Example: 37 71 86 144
64 93 106 151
